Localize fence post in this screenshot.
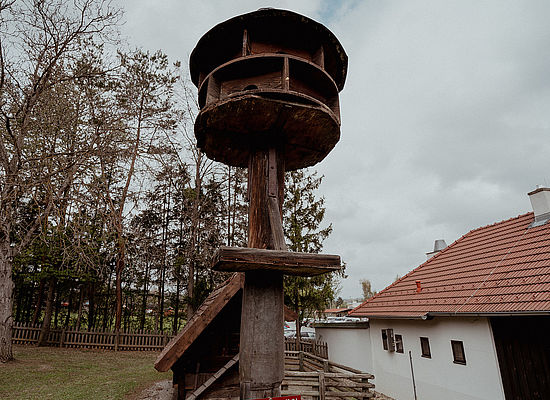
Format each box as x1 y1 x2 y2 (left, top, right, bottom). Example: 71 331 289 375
323 359 329 372
163 333 168 347
60 329 66 348
115 330 120 351
318 371 326 400
298 351 304 371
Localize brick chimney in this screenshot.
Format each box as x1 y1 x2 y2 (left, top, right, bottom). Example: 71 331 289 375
528 186 550 227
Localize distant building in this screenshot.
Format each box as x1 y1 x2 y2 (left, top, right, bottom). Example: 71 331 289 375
322 307 352 318
316 187 550 400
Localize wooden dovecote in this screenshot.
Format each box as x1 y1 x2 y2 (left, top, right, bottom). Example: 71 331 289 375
184 8 347 399
190 8 348 171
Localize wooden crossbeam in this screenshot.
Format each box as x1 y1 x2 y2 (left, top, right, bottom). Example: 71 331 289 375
212 246 341 276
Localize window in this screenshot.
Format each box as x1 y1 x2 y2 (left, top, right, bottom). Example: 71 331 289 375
381 329 395 352
420 337 431 358
451 340 466 365
395 334 404 353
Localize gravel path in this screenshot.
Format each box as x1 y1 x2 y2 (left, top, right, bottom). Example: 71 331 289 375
131 380 175 400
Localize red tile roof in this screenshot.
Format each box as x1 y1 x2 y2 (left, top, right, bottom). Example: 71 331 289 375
350 212 550 319
324 308 352 313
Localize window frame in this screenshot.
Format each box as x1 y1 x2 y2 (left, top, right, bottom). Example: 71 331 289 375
451 340 466 365
420 337 431 358
395 334 404 353
381 329 388 350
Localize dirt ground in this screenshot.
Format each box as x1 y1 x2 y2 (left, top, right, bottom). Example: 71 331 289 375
130 380 175 400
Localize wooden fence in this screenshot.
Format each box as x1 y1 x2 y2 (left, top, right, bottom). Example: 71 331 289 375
284 338 328 359
12 322 174 351
12 322 329 357
284 351 375 399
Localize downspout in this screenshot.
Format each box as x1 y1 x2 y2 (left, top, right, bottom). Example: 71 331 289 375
409 350 418 400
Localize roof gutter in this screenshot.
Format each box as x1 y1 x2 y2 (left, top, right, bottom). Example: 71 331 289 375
354 311 550 320
353 314 429 320
427 311 550 318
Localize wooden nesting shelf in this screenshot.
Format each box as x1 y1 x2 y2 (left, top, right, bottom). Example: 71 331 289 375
212 246 341 276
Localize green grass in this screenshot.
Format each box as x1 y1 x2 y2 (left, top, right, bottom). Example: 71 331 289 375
0 345 171 400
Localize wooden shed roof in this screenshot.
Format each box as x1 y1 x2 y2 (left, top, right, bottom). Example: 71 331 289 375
155 273 244 372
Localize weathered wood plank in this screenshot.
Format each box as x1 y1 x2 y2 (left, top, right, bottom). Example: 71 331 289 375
212 246 341 276
155 274 244 372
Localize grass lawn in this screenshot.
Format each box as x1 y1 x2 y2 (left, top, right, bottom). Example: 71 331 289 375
0 345 171 400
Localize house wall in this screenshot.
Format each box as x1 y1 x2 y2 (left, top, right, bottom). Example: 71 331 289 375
369 317 505 400
314 324 373 373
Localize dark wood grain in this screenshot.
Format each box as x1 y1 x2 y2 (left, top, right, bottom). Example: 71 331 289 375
239 148 286 399
213 246 341 276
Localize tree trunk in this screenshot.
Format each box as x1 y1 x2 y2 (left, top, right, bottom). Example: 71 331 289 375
53 284 60 328
159 185 170 333
23 281 35 323
114 247 124 332
0 240 14 362
172 277 180 334
64 286 72 327
75 284 85 331
31 278 46 326
295 302 302 352
37 277 56 346
140 260 150 331
88 281 95 330
187 153 203 317
14 277 24 323
102 268 113 330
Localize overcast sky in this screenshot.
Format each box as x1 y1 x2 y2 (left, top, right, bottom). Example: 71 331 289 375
119 0 550 299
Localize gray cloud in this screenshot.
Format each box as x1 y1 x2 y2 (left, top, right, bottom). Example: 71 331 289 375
120 0 550 298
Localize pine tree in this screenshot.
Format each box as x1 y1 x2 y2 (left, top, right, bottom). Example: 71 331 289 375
283 169 343 340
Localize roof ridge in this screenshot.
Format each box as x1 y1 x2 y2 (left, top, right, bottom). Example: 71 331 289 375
465 212 533 235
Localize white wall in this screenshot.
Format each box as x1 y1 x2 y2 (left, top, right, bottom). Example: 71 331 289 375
369 317 505 400
314 324 373 373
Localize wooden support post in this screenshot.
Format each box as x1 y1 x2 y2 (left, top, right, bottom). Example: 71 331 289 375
60 329 66 348
240 148 285 400
298 351 304 372
319 371 326 400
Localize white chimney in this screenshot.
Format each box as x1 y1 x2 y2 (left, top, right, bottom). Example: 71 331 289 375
528 186 550 227
426 239 447 259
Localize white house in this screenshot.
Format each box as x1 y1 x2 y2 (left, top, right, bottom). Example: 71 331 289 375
316 187 550 400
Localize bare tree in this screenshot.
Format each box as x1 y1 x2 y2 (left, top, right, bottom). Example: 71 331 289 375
360 279 376 301
98 49 180 332
0 0 120 362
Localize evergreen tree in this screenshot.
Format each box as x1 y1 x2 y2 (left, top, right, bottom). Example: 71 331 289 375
283 169 343 338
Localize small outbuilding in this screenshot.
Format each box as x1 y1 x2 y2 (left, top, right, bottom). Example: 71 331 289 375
155 273 301 400
155 274 243 400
